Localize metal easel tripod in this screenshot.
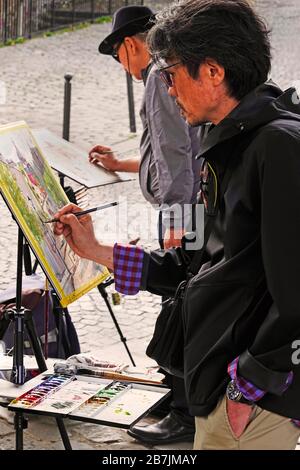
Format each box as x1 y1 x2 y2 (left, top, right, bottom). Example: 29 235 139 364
22 238 76 360
0 227 71 450
97 279 136 367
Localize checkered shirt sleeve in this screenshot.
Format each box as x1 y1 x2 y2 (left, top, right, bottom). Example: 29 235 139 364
228 357 294 402
113 243 144 295
228 357 300 427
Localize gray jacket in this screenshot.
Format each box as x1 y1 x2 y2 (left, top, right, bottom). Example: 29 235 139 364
139 63 202 230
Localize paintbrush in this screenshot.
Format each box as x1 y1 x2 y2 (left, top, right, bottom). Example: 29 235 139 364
43 201 118 224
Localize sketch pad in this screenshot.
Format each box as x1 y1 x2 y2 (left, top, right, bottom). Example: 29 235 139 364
33 129 133 188
0 121 109 307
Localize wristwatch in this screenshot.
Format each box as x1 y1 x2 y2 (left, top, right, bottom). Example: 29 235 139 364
226 379 253 405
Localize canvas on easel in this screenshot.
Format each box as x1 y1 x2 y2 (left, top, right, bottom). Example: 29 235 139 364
0 121 109 307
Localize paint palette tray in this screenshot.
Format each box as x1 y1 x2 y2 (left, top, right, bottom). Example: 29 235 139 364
8 374 170 428
8 374 112 416
69 381 170 428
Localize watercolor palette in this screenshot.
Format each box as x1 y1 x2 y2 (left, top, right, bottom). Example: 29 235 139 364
8 375 170 427
70 382 170 427
9 375 111 416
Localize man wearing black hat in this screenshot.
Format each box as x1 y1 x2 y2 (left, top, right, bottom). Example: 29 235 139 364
89 5 201 444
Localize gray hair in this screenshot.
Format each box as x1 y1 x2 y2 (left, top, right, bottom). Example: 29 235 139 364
147 0 271 100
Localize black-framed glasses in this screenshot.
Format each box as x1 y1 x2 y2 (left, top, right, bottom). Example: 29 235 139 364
112 42 123 62
158 61 181 88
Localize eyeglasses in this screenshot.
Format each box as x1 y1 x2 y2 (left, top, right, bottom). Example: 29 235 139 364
112 42 122 62
158 61 181 88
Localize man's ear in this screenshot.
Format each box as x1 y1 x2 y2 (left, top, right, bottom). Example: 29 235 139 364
124 36 138 56
204 59 225 86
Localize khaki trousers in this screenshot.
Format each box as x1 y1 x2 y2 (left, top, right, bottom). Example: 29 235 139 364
194 395 300 450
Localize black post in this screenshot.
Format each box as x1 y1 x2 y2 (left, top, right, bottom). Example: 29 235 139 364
126 72 136 133
108 0 112 15
4 0 8 43
28 0 33 39
61 73 73 188
63 74 73 142
91 0 95 23
51 0 55 30
15 0 19 40
72 0 75 27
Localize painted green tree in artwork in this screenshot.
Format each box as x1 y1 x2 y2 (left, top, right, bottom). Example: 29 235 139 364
0 162 44 242
42 163 66 208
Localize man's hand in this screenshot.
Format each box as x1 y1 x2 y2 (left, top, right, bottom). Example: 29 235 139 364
88 145 120 172
163 227 185 249
226 398 253 438
53 203 100 261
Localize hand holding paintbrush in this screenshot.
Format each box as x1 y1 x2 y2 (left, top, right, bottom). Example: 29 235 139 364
88 144 120 171
44 201 118 224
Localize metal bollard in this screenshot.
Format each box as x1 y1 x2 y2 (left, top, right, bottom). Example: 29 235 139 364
126 72 137 133
91 0 95 23
4 0 8 43
61 74 73 188
63 74 73 142
28 0 33 39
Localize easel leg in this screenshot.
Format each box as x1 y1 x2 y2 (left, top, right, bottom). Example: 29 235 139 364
25 310 47 372
97 284 136 367
56 418 72 450
14 412 27 450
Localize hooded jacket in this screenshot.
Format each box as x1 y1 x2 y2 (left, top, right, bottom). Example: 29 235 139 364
141 80 300 418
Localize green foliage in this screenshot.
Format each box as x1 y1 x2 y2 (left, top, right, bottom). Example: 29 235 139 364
94 16 112 24
0 15 112 47
14 37 25 44
76 22 89 30
0 37 26 47
0 163 44 243
42 164 65 207
4 39 14 46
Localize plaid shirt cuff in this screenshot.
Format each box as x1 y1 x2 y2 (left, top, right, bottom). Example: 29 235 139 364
228 357 294 402
228 357 266 402
113 243 144 295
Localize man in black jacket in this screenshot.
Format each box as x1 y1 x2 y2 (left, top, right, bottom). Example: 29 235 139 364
54 0 300 449
92 5 201 443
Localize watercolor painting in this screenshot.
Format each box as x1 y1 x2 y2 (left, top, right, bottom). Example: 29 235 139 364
0 121 109 307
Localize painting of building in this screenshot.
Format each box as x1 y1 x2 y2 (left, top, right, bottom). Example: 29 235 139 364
0 121 109 306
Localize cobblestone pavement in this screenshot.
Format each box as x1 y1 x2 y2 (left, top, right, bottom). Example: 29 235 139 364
0 0 300 450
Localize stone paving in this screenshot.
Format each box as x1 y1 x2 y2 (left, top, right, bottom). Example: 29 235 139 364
0 0 300 450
